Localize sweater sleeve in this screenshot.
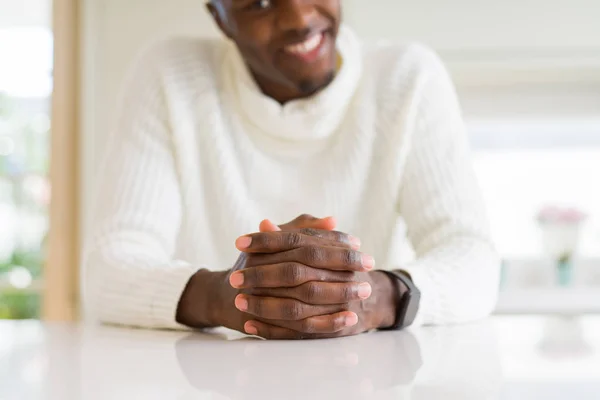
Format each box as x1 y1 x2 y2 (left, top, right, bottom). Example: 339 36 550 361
398 48 501 326
84 44 198 330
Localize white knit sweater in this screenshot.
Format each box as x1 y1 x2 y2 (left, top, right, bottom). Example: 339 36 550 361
85 27 500 330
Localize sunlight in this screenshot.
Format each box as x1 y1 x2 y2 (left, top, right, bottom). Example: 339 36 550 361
0 27 53 98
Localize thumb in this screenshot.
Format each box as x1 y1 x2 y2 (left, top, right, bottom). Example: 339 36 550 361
311 216 337 231
259 219 281 232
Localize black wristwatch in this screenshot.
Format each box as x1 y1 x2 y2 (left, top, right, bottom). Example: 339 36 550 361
379 270 421 330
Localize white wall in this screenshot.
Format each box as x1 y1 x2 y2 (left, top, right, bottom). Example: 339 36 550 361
347 1 600 89
345 0 600 50
0 0 50 28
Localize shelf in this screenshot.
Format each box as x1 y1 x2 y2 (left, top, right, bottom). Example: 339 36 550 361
496 288 600 314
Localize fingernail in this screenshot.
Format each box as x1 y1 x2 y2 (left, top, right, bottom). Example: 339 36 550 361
244 322 258 336
361 254 375 270
229 272 244 288
236 236 252 249
235 295 248 311
345 313 359 327
349 236 361 250
357 283 372 299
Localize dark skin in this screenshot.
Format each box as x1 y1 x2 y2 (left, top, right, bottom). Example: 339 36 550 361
176 0 408 339
207 0 340 103
177 215 405 339
230 226 400 339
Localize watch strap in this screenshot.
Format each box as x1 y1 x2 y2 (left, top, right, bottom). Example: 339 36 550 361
379 270 420 330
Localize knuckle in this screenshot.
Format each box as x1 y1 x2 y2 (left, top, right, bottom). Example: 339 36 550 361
335 231 351 245
344 271 359 282
253 234 272 249
300 228 319 237
319 270 355 283
282 263 305 285
301 319 317 334
248 267 264 286
286 232 303 248
283 302 304 320
341 284 356 301
332 317 346 332
302 245 323 263
342 249 360 266
251 298 263 316
303 282 323 302
298 214 313 221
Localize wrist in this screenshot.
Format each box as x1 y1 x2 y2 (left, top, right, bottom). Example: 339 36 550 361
176 269 230 328
371 270 408 329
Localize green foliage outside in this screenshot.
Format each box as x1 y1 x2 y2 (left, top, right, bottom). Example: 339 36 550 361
0 91 49 320
0 292 41 319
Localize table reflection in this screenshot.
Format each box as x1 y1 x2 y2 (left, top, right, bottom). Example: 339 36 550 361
1 319 505 400
175 322 502 399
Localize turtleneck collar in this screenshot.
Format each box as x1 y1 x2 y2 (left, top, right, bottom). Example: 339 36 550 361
222 25 363 143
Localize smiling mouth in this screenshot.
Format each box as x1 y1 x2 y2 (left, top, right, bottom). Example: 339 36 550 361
283 32 325 56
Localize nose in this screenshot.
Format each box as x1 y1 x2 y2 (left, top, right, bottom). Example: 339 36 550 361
276 0 317 34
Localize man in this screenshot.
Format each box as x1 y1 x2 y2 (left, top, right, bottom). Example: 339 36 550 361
86 0 500 339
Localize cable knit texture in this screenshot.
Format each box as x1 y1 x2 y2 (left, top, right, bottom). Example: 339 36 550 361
85 27 500 330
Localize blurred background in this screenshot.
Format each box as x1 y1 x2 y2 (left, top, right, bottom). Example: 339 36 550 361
0 0 599 319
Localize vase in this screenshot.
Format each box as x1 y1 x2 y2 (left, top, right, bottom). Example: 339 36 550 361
556 259 573 287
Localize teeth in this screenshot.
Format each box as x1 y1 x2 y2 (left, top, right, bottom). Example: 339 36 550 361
285 33 323 55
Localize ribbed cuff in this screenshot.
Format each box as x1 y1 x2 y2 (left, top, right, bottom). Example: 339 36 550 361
147 261 199 330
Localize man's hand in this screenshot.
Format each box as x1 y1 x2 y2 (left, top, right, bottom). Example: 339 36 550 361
229 219 399 339
176 215 353 332
176 214 400 339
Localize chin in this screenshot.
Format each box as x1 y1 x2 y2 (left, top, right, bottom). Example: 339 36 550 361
297 71 336 96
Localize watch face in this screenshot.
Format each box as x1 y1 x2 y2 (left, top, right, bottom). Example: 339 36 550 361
403 291 421 327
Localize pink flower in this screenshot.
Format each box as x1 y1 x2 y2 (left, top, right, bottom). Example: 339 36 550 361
537 205 587 225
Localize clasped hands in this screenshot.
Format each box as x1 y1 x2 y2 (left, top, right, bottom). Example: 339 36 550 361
227 214 399 339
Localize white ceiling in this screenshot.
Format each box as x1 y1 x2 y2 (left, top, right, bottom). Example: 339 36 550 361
0 0 50 28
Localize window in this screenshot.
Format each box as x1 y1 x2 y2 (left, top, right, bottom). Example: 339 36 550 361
455 74 600 312
0 24 52 319
469 119 600 259
468 116 600 313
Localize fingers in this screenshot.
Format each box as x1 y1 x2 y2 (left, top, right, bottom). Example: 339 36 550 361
236 230 361 253
235 295 342 320
247 246 375 272
247 281 373 305
229 263 355 289
244 311 358 339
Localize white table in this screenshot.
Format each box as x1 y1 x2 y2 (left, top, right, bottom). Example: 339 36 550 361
2 316 599 400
